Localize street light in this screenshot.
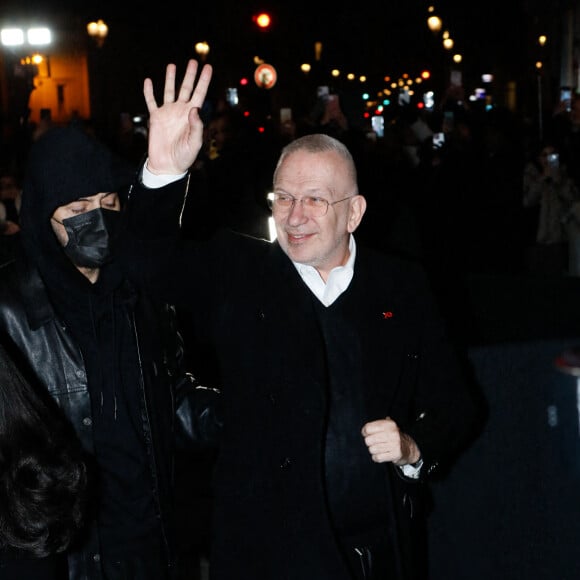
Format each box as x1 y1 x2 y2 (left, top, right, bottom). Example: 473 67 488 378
1 27 51 47
443 36 455 50
87 20 108 48
194 41 210 62
0 24 53 139
427 15 442 34
536 35 548 141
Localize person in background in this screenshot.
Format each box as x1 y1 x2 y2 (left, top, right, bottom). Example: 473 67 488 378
0 168 22 227
0 125 221 580
121 60 483 580
0 168 22 263
0 342 87 580
522 140 580 275
553 93 580 192
182 106 271 241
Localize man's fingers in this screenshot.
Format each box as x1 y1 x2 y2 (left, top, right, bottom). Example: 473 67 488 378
190 63 213 106
177 60 199 102
143 78 158 112
148 60 212 111
176 60 212 105
163 63 177 104
361 416 393 436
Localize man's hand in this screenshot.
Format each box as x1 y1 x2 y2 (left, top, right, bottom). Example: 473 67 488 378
361 416 421 466
143 59 213 176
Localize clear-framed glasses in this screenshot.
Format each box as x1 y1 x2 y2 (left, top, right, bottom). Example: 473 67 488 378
267 192 354 217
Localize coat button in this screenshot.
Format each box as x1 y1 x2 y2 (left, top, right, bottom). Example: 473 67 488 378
82 417 92 426
280 457 291 469
93 554 100 562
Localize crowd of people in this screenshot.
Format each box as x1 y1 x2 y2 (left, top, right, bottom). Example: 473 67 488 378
0 54 576 579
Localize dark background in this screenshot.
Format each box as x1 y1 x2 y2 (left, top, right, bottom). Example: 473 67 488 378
0 0 562 110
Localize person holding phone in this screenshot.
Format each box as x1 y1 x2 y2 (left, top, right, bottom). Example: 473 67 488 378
523 141 580 274
553 93 580 192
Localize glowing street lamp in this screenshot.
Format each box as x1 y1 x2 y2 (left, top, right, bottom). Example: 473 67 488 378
427 15 442 34
0 24 53 127
87 19 108 48
195 41 210 62
1 26 51 47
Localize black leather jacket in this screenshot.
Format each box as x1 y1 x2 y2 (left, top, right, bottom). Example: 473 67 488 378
0 256 220 580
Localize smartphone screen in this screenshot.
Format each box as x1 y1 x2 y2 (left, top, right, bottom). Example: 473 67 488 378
561 88 572 112
280 108 292 123
432 132 445 149
317 86 330 101
443 111 454 132
547 153 559 170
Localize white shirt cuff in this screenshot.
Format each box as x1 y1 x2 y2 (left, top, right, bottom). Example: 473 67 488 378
142 160 187 188
399 458 423 479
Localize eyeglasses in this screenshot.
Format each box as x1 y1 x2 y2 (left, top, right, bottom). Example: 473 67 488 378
267 193 354 217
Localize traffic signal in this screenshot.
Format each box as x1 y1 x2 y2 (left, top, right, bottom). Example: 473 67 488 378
420 70 431 80
253 12 272 29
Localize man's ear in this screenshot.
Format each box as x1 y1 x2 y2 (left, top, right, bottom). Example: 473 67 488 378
347 195 367 233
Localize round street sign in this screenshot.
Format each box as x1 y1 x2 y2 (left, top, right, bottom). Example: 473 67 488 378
254 63 277 89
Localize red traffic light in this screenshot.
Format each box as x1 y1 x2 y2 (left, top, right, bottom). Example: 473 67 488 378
253 12 271 28
420 70 431 80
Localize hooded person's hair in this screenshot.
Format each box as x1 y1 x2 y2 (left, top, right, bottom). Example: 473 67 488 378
18 126 135 297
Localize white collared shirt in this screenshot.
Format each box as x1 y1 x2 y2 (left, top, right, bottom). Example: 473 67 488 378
292 235 356 306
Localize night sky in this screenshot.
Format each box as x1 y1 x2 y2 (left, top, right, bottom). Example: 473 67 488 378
2 0 535 75
0 0 561 117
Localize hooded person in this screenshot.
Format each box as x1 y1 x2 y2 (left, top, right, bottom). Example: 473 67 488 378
0 125 221 580
19 125 133 286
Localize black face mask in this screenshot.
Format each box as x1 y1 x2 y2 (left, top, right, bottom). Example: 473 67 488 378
59 207 121 268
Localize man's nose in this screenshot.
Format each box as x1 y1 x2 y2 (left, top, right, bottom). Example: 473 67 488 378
287 199 308 222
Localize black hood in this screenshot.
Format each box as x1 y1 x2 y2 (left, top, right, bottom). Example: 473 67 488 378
18 126 134 291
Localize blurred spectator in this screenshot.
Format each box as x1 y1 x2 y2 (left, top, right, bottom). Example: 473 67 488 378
32 108 55 142
0 168 22 226
182 107 271 240
0 168 21 263
552 93 580 192
522 140 579 275
114 112 148 167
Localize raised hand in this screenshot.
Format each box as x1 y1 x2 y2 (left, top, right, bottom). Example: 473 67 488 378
143 59 213 176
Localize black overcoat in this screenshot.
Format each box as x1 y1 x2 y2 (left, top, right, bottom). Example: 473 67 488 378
124 179 480 580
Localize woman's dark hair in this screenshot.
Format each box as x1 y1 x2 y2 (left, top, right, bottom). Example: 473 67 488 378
0 343 87 558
